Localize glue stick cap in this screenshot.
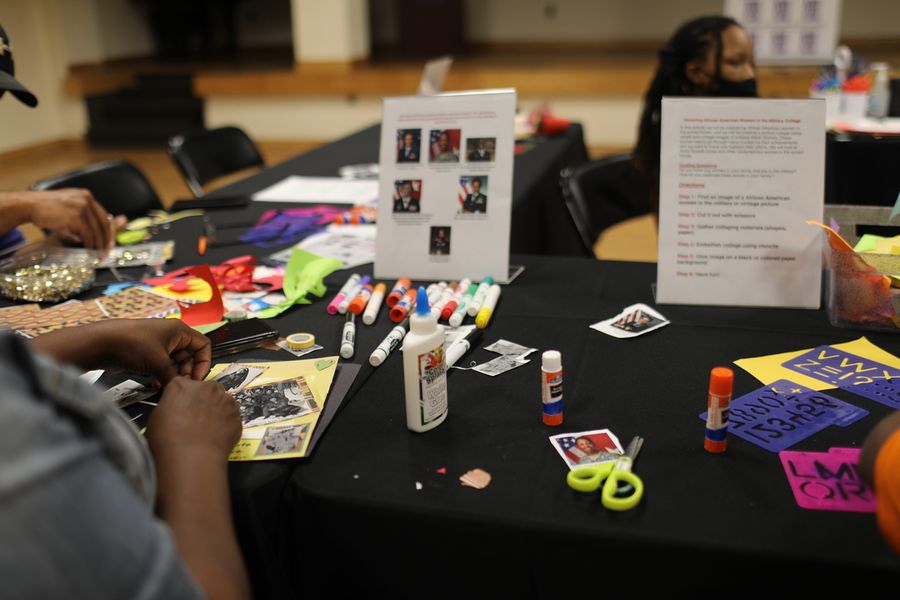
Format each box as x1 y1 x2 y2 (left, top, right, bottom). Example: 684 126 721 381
709 367 734 396
542 350 561 372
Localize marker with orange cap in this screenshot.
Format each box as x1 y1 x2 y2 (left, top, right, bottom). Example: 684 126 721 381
390 288 417 322
704 367 734 453
348 279 375 315
386 278 411 308
362 283 386 325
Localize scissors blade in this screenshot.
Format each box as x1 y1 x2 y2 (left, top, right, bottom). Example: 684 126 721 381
624 436 644 462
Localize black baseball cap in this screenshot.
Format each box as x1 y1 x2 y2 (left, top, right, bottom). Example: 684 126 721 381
0 25 38 107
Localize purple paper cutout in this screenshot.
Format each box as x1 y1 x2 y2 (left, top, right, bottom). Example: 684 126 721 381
240 206 345 248
767 379 868 427
782 346 900 408
779 448 875 512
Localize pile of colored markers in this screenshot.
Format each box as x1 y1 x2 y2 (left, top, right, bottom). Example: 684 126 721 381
325 274 501 365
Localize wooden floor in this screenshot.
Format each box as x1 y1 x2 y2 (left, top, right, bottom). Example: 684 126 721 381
0 139 658 262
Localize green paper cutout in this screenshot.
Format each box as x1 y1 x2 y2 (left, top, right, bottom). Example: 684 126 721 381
256 248 342 319
192 320 228 335
315 358 335 370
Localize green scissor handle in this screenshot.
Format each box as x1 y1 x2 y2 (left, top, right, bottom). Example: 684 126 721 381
601 460 644 511
567 462 614 493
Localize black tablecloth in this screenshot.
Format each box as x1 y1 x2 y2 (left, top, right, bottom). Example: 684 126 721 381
252 255 897 596
826 131 900 207
209 123 590 255
169 200 900 594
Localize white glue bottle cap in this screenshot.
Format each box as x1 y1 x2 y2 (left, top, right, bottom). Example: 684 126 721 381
409 286 435 334
542 350 561 371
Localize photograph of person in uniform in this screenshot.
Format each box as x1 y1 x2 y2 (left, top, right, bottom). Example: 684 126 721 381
465 137 496 162
393 179 421 213
396 129 421 163
459 176 488 214
429 129 460 162
429 226 451 255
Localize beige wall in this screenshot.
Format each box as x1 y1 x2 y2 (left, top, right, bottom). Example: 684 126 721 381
372 0 900 44
0 0 86 155
293 0 370 62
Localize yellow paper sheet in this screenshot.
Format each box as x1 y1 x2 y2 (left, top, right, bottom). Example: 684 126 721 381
734 337 900 390
207 357 338 461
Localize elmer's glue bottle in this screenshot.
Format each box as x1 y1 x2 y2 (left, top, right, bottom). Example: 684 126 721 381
541 350 564 426
402 286 448 432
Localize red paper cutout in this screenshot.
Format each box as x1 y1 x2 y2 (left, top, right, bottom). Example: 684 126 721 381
178 264 225 326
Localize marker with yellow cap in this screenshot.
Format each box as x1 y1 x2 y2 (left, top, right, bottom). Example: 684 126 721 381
474 284 501 329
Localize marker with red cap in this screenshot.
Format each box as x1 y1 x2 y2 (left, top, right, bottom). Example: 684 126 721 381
705 367 733 453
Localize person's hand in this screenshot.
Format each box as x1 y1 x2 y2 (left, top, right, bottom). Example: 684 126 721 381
30 318 212 384
147 377 241 458
26 188 120 250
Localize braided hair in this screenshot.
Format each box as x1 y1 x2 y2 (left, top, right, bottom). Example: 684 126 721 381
634 16 741 214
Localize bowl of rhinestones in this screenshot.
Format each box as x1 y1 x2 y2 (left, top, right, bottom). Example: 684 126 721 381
0 249 102 303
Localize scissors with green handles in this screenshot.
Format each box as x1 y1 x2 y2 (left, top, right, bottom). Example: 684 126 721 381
567 436 644 511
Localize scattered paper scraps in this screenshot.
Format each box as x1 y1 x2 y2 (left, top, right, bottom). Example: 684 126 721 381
469 338 536 376
79 369 104 385
276 339 323 358
177 265 225 327
415 481 423 491
213 364 268 394
549 429 624 471
779 447 875 512
781 346 899 408
283 229 377 270
698 379 868 452
459 468 492 490
472 354 530 377
734 337 899 391
102 379 157 408
256 248 343 319
11 301 106 339
436 467 447 475
254 423 311 457
95 286 179 319
590 303 669 339
240 206 346 248
483 339 537 358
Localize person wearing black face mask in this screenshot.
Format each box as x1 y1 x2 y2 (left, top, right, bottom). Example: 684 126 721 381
634 16 757 220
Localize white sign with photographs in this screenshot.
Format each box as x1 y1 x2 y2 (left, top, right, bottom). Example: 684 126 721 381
375 89 516 282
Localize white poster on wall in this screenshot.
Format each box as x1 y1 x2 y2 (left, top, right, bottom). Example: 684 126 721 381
724 0 841 66
656 97 825 308
375 89 516 283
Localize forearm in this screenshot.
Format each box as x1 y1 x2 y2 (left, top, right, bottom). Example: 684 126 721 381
29 321 117 369
0 191 34 234
154 447 251 600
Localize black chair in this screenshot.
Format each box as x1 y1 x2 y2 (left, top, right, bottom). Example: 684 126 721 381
168 126 265 197
559 153 651 257
31 160 164 220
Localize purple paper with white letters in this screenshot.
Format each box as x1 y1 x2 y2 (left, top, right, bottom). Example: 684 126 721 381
781 346 900 408
698 380 866 452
